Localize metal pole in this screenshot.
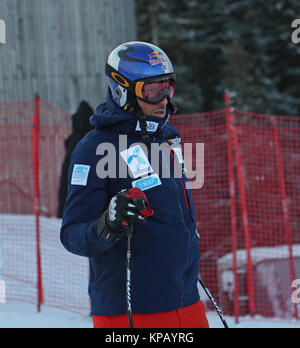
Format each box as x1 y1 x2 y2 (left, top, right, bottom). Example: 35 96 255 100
225 91 240 323
32 93 44 312
231 111 256 317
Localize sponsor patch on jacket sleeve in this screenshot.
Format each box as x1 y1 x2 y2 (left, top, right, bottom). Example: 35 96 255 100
166 134 181 144
71 164 91 186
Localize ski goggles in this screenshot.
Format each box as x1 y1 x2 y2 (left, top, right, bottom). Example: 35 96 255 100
135 77 176 104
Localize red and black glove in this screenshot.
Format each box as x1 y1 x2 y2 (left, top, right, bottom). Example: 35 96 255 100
97 188 153 242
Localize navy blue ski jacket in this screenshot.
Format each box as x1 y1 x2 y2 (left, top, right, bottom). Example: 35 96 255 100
60 93 200 316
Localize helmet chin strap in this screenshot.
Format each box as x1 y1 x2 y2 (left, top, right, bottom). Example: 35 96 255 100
167 99 177 115
136 107 151 149
123 91 151 148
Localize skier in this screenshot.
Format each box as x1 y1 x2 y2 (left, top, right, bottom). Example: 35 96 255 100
60 41 209 328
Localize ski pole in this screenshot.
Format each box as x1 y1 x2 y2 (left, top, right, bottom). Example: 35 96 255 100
198 275 229 328
126 226 134 328
125 189 154 329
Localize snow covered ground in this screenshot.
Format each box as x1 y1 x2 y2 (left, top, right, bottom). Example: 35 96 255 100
0 302 299 328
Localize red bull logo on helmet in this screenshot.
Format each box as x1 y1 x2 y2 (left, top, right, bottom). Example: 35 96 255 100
148 50 169 70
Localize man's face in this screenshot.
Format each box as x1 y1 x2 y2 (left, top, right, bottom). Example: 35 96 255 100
137 97 168 118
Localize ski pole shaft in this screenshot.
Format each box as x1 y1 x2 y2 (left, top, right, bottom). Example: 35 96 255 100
198 276 229 328
126 227 133 328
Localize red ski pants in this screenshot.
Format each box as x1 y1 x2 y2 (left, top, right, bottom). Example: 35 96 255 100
93 300 209 328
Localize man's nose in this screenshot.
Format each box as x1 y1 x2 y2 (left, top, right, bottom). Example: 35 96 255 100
159 97 168 106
